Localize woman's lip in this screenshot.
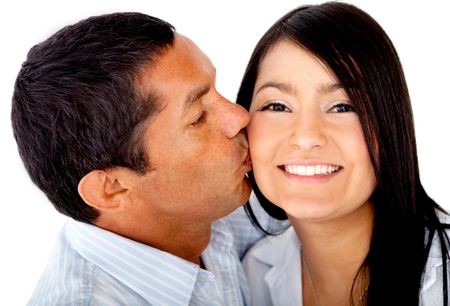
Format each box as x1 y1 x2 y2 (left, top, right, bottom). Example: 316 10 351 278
281 159 341 166
278 165 342 183
280 164 342 173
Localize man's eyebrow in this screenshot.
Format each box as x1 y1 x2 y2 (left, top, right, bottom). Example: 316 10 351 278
254 81 296 96
184 84 211 109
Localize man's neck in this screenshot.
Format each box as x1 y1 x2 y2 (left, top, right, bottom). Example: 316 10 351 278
95 215 212 265
155 224 212 265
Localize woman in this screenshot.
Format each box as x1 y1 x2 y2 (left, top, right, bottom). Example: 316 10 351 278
237 2 450 306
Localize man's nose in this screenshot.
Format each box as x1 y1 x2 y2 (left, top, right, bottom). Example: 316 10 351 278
219 98 250 139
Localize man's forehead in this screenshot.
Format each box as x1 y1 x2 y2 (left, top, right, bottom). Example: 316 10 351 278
137 34 214 86
135 33 215 114
171 33 215 77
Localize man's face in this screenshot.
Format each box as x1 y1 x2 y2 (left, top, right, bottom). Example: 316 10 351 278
130 34 252 224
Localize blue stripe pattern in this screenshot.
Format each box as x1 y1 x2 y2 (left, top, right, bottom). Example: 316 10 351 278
27 192 289 305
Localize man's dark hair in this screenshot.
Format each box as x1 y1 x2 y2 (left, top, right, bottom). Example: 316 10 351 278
11 12 175 223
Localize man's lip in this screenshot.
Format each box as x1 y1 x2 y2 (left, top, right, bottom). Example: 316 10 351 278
244 152 252 167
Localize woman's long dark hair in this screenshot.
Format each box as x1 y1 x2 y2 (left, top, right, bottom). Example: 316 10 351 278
237 2 449 305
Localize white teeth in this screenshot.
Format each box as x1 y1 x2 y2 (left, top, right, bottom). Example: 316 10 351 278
315 165 321 174
299 166 305 175
284 165 340 176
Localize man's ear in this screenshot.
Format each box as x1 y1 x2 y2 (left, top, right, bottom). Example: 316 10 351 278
78 169 129 211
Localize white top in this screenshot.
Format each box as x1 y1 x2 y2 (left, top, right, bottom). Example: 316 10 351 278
243 212 450 306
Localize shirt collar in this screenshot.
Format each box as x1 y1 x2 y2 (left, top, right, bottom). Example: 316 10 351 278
252 227 303 306
421 211 450 293
66 219 200 305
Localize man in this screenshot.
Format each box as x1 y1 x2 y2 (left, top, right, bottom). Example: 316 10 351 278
12 12 284 305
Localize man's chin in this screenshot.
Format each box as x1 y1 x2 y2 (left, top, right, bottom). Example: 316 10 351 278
210 178 253 221
241 176 252 202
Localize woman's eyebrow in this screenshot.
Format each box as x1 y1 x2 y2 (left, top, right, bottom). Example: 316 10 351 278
317 82 344 94
254 81 296 96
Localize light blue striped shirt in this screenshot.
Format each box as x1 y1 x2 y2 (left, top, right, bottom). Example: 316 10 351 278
28 193 288 305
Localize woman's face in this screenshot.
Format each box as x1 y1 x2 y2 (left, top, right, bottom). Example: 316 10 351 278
247 40 376 222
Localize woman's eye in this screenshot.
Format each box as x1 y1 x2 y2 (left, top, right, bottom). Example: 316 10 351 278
330 102 355 113
260 102 289 112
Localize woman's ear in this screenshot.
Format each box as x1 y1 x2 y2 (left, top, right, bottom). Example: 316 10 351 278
78 169 129 211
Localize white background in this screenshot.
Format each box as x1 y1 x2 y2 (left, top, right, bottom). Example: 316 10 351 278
1 0 449 304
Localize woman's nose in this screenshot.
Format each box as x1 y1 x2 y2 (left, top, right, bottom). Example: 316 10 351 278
288 114 326 150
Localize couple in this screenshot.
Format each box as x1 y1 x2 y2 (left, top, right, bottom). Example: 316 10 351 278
12 2 449 306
